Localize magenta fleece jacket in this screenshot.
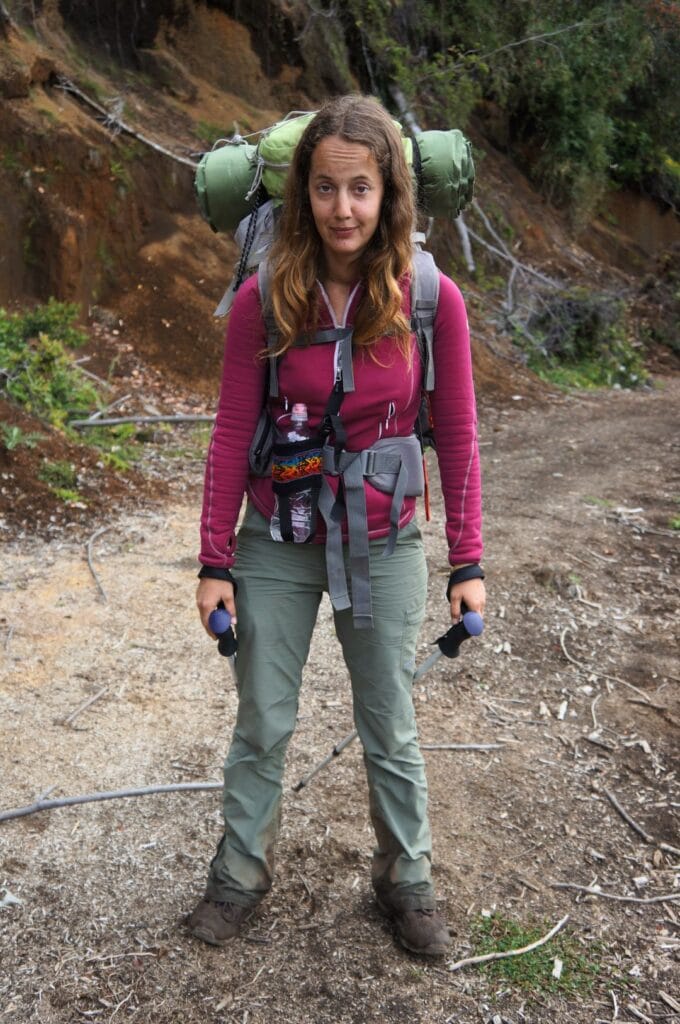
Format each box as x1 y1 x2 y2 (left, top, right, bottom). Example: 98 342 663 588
199 271 483 570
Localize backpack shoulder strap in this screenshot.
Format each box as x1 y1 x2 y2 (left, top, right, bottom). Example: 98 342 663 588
257 261 356 398
410 246 440 392
257 259 281 398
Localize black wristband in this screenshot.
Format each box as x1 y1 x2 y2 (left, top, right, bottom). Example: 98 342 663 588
197 565 238 595
446 564 485 600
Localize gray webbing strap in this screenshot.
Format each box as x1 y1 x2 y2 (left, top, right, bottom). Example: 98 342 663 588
319 442 417 628
411 248 439 391
258 255 355 397
318 478 351 613
257 262 281 397
292 326 355 392
339 452 372 629
383 459 410 558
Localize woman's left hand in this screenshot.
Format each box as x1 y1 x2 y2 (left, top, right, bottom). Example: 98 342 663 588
450 578 486 621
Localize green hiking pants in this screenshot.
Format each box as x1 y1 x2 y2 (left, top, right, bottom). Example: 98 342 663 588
206 503 434 910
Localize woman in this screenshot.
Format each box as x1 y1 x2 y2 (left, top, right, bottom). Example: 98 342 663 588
189 95 485 957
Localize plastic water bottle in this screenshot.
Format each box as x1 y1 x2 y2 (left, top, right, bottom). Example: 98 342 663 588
270 403 314 543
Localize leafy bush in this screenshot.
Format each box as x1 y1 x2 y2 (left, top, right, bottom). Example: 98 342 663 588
515 289 647 389
0 301 140 469
0 423 44 451
0 304 98 428
343 0 679 219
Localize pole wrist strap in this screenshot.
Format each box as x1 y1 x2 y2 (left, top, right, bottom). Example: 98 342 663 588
446 563 484 600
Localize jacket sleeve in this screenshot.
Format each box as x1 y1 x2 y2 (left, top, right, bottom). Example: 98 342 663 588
198 277 267 568
429 272 483 567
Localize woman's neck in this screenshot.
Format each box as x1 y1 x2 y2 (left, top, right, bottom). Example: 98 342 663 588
321 252 361 288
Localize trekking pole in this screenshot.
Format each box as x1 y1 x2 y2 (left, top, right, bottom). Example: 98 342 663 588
208 603 238 683
292 610 484 793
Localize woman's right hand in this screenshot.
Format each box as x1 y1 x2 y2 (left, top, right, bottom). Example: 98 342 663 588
196 578 237 638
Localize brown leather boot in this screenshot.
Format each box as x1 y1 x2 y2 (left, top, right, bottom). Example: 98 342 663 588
186 897 254 946
376 895 452 958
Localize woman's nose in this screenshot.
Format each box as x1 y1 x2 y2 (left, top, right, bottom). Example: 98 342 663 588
334 189 352 218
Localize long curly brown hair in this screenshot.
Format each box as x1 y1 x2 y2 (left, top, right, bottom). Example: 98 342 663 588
267 95 416 357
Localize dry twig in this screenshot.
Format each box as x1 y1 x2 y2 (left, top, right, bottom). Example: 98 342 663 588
71 413 215 429
626 1006 654 1024
56 76 197 168
421 743 504 751
604 789 680 857
63 687 109 726
0 782 222 822
86 525 112 602
551 883 680 905
447 914 570 972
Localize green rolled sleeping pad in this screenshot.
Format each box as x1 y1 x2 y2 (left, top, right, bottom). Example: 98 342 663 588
195 112 474 233
415 129 475 221
194 140 259 234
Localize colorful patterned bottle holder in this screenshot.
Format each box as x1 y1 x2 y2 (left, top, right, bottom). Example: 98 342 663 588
271 436 323 542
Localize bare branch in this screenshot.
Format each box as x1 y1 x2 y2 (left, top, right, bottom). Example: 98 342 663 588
70 414 214 428
55 76 197 169
63 687 109 726
604 788 680 857
421 743 504 751
551 883 680 905
466 226 561 289
86 525 112 602
0 782 223 823
454 215 476 274
452 18 611 72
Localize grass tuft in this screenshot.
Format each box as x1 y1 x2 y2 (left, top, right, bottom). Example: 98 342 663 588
470 914 602 995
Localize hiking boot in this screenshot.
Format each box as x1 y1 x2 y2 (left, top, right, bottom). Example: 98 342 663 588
186 897 253 947
376 895 452 958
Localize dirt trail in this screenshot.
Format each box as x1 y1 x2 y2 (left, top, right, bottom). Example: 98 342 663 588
1 376 678 1024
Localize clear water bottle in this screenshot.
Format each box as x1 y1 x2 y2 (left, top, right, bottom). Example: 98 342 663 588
270 402 314 543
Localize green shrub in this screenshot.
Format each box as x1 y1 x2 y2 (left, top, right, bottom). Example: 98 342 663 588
0 423 44 451
343 0 679 220
515 289 647 389
38 459 77 489
0 305 99 428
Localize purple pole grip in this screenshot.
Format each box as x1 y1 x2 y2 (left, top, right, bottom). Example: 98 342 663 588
462 610 484 637
208 607 231 636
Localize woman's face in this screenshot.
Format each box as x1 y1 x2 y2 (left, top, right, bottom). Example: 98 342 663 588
308 135 384 273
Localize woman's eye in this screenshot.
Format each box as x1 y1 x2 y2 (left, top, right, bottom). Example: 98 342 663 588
355 184 370 195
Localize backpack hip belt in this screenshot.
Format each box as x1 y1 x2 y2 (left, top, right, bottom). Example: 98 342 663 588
318 434 424 630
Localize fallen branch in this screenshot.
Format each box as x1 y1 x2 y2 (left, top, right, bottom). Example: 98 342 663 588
560 626 582 665
0 782 223 823
448 914 569 972
551 883 680 905
557 630 653 704
86 393 133 421
63 687 109 726
86 525 112 602
70 414 215 428
604 788 680 857
626 1005 654 1024
454 214 476 274
55 76 197 169
465 226 561 289
421 743 503 751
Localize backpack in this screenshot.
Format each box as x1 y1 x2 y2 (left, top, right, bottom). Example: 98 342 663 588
196 111 468 451
195 111 475 234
